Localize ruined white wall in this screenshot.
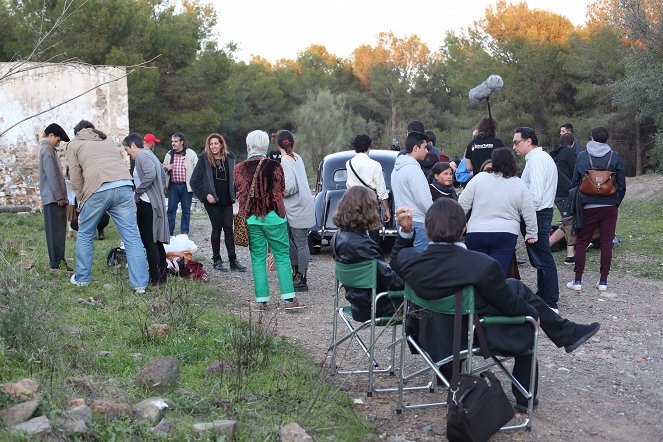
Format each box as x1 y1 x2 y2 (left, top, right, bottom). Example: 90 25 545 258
0 62 130 208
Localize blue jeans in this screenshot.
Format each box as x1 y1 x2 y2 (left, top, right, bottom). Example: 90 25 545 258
167 182 193 234
522 208 559 308
75 186 148 289
465 232 518 276
412 221 429 250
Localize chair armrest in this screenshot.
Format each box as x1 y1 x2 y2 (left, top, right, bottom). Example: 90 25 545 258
481 316 526 326
387 289 404 299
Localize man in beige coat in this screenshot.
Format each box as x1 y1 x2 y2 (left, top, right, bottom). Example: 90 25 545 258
67 120 149 292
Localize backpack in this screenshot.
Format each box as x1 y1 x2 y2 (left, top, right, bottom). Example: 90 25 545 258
579 151 616 196
106 247 127 267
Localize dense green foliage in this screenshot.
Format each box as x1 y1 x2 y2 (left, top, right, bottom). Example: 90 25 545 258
1 0 661 175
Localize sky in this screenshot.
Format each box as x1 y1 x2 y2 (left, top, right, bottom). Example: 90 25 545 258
211 0 593 63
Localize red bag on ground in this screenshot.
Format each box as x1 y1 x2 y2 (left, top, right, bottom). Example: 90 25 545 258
183 260 208 281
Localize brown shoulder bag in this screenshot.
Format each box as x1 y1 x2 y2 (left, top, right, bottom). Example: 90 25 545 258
233 157 265 247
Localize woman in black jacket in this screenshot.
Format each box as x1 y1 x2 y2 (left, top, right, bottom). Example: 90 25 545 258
190 133 246 272
331 186 403 322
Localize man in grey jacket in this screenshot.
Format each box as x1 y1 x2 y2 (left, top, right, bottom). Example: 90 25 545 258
391 131 433 249
39 123 72 272
124 133 169 286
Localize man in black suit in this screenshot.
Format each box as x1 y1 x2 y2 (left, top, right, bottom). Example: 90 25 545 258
390 198 600 411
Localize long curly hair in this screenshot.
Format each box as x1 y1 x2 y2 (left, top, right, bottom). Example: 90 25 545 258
205 133 228 166
333 187 381 231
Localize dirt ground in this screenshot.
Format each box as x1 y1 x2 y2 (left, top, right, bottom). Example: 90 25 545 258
188 175 663 442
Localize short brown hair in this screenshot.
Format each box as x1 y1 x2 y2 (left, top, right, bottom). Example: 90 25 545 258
333 187 381 230
425 198 466 243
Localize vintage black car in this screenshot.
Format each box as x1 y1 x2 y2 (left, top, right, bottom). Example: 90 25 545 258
308 149 399 254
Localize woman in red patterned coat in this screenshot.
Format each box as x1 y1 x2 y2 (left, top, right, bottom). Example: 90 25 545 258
234 130 305 310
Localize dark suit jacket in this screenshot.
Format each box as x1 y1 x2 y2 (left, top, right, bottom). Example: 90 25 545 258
390 234 538 361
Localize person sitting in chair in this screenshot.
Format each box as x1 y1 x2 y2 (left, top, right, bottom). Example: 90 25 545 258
390 198 601 412
331 186 404 322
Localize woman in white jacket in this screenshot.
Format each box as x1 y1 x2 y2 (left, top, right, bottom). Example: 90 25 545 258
458 147 538 275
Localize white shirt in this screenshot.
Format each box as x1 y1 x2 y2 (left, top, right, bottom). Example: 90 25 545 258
345 152 389 200
521 147 557 211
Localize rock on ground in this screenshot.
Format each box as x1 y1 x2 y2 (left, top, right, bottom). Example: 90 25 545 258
280 422 313 441
133 397 173 422
191 419 236 440
12 415 51 436
0 399 39 426
134 357 180 392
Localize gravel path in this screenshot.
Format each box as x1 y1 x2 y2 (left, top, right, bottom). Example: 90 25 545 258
188 199 663 441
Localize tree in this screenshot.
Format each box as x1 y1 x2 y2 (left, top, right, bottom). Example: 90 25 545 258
350 33 434 145
292 89 365 174
218 61 289 153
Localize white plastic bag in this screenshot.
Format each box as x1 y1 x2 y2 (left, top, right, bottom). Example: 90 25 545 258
164 234 198 254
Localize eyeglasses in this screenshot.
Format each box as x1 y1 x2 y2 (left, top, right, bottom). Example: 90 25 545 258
512 139 525 146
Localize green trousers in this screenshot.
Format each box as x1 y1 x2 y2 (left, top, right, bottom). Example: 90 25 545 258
248 221 295 303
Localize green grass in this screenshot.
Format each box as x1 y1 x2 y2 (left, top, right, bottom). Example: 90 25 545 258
0 213 375 440
550 185 663 280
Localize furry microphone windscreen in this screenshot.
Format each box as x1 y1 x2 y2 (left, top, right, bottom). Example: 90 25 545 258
468 75 504 103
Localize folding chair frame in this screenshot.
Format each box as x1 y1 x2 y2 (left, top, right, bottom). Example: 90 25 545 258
397 284 538 432
329 260 430 397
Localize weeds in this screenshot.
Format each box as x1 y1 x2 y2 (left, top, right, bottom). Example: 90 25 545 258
0 213 375 441
129 279 205 342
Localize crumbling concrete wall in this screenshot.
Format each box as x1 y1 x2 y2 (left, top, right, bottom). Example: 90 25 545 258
0 62 130 209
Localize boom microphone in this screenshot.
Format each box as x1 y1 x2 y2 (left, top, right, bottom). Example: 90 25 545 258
468 75 504 103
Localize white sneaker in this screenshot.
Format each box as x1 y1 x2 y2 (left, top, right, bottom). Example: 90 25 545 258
134 287 146 294
566 280 582 291
595 281 608 291
70 274 90 287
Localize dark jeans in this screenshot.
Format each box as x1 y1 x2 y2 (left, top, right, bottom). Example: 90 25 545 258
43 203 67 268
465 232 518 276
574 206 618 281
167 182 192 235
522 208 559 308
203 202 236 261
137 200 167 285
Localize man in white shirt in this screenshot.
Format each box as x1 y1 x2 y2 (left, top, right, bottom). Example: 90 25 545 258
513 127 560 312
346 134 391 224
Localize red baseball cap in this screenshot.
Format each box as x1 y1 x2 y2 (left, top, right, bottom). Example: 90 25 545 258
144 133 160 143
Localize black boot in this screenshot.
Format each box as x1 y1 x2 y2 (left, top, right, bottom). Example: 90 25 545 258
293 272 308 292
213 258 228 272
229 258 247 272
